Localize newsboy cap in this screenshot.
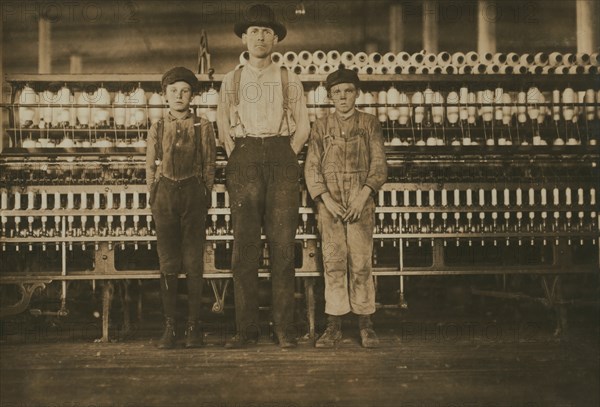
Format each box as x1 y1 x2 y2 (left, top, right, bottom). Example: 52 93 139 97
234 4 287 41
161 66 198 90
325 67 361 91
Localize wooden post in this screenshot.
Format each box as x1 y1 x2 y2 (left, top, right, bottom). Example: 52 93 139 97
389 4 405 53
423 0 439 53
477 0 497 55
38 18 51 74
576 0 599 54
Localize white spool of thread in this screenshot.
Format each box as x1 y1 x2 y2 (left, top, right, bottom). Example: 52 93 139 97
548 52 563 66
364 92 376 116
382 52 396 67
271 52 283 65
298 50 313 67
534 52 549 66
412 91 424 124
368 52 382 66
354 52 368 67
341 51 354 66
148 92 163 124
520 53 534 66
500 92 512 128
377 90 388 122
409 52 424 66
562 87 575 121
387 86 401 121
318 64 334 75
562 53 576 66
506 52 520 66
326 50 340 66
432 91 444 124
359 66 375 75
283 51 298 66
458 65 473 75
114 91 127 127
19 86 38 127
423 53 437 67
398 92 410 125
465 51 479 65
451 52 466 66
314 84 328 119
396 52 411 67
437 52 451 66
576 53 590 65
480 52 494 64
313 50 327 66
374 66 389 74
492 53 507 65
303 64 318 75
446 91 459 124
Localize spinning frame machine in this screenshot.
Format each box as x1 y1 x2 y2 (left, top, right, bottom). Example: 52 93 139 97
1 64 599 340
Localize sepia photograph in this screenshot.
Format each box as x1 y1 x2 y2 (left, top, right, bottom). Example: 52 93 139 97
0 1 599 406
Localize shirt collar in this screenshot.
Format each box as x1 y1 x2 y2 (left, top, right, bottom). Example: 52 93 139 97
166 110 194 122
244 61 278 76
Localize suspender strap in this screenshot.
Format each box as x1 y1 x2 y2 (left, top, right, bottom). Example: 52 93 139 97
233 67 243 107
232 65 292 137
156 119 164 161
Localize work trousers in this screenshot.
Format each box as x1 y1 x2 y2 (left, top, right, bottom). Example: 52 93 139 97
225 136 300 339
151 176 207 278
317 199 376 316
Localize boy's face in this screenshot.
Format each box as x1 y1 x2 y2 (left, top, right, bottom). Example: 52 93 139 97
165 81 192 113
329 83 358 115
242 26 278 58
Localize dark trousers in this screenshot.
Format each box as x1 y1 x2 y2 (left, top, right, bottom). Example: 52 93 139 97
225 136 300 339
151 176 207 321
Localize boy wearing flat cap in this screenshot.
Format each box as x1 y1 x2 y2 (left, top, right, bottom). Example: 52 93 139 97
217 4 310 349
146 66 216 349
305 67 387 348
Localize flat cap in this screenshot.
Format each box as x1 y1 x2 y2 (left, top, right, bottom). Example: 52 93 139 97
325 67 360 91
161 66 198 90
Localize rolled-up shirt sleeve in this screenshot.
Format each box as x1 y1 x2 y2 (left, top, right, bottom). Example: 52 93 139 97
287 73 310 154
200 118 217 191
216 72 236 157
304 120 328 200
364 118 388 193
145 123 158 190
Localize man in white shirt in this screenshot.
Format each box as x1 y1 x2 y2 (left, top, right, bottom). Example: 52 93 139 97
217 4 310 349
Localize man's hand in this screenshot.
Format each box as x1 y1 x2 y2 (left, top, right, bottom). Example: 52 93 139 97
343 186 372 223
321 193 346 220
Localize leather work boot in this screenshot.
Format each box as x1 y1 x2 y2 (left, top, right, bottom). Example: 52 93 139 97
315 315 342 348
358 315 379 348
276 331 297 349
156 317 177 349
224 334 258 349
184 321 204 348
360 327 380 348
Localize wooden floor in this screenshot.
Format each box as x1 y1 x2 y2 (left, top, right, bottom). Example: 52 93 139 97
1 278 599 407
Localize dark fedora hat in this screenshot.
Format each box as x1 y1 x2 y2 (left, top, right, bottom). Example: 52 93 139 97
234 4 287 41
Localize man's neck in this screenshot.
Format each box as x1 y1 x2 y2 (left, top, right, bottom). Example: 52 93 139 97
248 55 272 70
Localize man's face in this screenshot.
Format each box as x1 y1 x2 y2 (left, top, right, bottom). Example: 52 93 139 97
329 83 358 115
242 26 278 58
165 81 192 113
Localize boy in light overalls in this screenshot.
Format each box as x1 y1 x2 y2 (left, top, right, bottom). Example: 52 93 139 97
305 68 387 348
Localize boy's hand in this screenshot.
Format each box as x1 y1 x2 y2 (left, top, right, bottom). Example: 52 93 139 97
321 193 346 220
343 186 372 223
